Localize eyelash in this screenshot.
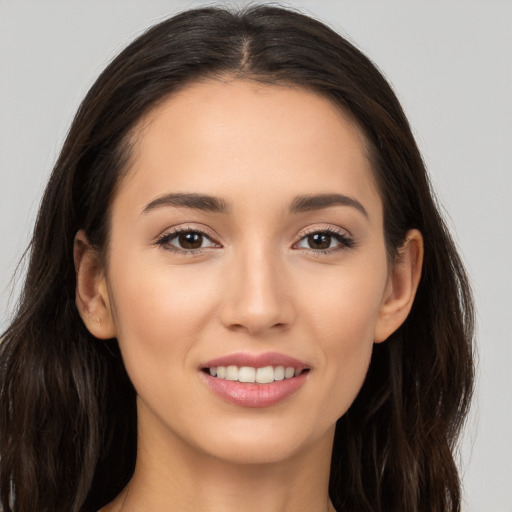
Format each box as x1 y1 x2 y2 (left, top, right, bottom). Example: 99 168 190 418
154 226 220 256
154 226 355 256
294 227 355 254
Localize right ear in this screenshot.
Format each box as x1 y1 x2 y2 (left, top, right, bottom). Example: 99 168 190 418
74 230 116 339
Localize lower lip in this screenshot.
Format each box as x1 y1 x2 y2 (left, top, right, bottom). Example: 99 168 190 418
200 371 309 408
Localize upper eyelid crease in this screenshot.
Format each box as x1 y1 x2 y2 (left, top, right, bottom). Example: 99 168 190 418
298 224 350 236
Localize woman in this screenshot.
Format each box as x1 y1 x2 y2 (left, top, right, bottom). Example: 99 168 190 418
0 5 474 512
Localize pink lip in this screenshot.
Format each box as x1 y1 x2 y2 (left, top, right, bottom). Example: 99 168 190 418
200 371 309 408
199 351 310 408
201 351 309 371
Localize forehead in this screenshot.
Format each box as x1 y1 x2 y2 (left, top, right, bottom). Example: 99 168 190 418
115 79 381 219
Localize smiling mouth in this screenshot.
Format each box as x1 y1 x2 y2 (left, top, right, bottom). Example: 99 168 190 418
202 365 310 384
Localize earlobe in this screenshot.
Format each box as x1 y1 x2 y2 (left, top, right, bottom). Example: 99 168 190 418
374 229 424 343
74 230 116 339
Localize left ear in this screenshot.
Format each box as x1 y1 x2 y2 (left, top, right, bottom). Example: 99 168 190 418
374 229 424 343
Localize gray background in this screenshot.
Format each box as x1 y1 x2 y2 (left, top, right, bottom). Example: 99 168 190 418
1 1 511 510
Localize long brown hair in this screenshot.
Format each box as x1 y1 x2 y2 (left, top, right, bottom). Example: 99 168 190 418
0 5 474 512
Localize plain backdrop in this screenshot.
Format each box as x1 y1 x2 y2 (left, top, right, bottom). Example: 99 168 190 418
1 1 511 510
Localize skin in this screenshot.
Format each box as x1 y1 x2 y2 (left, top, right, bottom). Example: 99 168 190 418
75 79 423 512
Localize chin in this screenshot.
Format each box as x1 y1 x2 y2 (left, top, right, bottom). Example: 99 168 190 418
205 439 303 466
192 418 333 466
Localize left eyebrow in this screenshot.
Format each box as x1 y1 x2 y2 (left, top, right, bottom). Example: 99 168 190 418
289 193 369 218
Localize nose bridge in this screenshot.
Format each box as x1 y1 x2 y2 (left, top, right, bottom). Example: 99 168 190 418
220 241 294 335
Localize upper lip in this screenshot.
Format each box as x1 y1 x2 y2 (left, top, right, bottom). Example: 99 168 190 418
201 351 310 370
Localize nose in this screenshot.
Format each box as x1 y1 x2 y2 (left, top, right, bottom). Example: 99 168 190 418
219 246 295 336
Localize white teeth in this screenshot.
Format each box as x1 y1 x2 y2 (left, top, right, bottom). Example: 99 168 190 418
226 365 238 381
238 366 256 383
284 367 295 379
256 366 274 384
208 365 305 383
274 366 285 381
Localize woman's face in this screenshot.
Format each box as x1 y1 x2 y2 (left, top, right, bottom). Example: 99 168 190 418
98 79 399 465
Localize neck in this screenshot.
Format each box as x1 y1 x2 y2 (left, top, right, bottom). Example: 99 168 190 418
106 406 336 512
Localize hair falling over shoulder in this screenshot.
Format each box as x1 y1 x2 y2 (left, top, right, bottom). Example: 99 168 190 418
0 4 474 512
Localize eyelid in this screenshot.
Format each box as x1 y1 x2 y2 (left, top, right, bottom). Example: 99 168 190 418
297 224 352 238
153 223 355 255
153 224 222 254
292 225 355 252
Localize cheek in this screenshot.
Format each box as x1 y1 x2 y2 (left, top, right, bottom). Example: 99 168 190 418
106 252 219 378
104 256 226 434
297 257 388 414
302 256 387 346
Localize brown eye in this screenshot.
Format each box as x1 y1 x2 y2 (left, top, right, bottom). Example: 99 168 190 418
307 233 332 250
156 229 219 253
178 232 204 249
295 229 354 253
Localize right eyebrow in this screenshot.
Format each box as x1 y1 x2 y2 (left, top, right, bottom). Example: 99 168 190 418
141 193 231 216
